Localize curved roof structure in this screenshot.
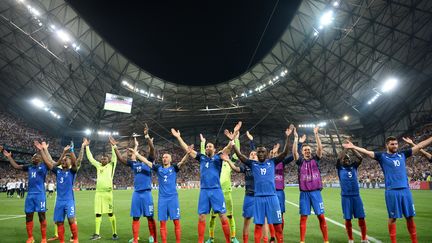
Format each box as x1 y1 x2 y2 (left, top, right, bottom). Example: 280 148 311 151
1 0 431 148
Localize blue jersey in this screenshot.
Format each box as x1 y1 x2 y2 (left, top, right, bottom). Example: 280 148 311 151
153 163 179 197
245 158 277 197
337 161 360 196
52 167 76 201
23 163 48 194
195 153 222 189
239 163 254 196
128 160 152 191
374 149 412 189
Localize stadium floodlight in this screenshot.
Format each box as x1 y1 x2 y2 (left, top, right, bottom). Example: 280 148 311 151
333 1 339 7
31 98 45 109
319 10 334 27
314 31 319 36
318 122 327 127
84 129 92 135
381 78 398 93
343 115 349 121
38 22 43 26
50 24 56 30
56 30 71 43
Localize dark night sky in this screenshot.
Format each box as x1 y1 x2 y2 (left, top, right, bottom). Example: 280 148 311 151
67 0 301 86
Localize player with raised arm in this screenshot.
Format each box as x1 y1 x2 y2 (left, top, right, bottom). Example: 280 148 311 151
337 144 368 243
171 128 231 243
84 137 119 241
112 125 158 243
232 126 293 243
292 126 329 243
132 145 192 243
36 141 79 243
48 141 85 242
268 129 304 242
402 137 432 162
2 145 48 243
205 122 242 243
343 135 432 243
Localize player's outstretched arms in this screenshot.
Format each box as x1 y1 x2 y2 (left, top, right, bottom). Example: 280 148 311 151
109 136 128 165
293 127 300 161
220 153 241 173
342 141 374 159
171 128 197 158
130 148 153 168
275 124 294 162
70 148 78 172
2 149 23 170
83 137 100 167
35 141 56 170
199 134 206 154
410 136 432 156
313 126 323 158
177 145 193 169
403 137 432 160
231 140 248 163
144 124 156 159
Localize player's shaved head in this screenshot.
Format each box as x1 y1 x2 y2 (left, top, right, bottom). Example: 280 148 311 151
162 153 172 166
31 153 42 164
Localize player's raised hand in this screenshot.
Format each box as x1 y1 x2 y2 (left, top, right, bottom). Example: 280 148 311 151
224 129 234 140
220 153 230 161
63 145 71 152
171 128 181 138
299 134 306 143
274 143 280 152
402 137 414 145
0 145 3 153
108 136 117 146
342 141 354 149
41 141 49 150
127 148 138 154
33 140 43 150
200 134 206 143
286 124 295 137
82 137 90 146
3 149 11 158
143 123 149 135
233 121 242 133
133 137 139 147
313 126 320 135
246 131 253 141
293 127 298 139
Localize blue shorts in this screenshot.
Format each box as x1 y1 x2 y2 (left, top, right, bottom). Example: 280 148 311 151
276 190 286 213
158 195 180 221
131 190 154 217
385 188 415 218
299 190 324 216
53 200 75 222
341 195 365 220
254 195 282 225
25 193 47 213
242 195 254 218
198 188 226 215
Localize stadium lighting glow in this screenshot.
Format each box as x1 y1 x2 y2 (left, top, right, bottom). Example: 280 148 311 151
343 115 349 121
84 129 92 135
38 22 43 26
333 1 339 7
27 5 40 16
381 78 398 93
50 24 56 30
318 122 327 127
97 130 118 136
56 30 71 43
314 31 319 36
31 98 45 109
319 10 334 27
367 93 381 105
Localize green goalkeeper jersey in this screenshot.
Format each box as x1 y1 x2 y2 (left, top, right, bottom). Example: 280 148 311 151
86 146 117 192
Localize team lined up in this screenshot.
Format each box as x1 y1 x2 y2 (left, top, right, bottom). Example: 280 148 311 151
2 121 432 243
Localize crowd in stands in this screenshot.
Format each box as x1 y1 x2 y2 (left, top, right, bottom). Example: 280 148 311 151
1 111 431 192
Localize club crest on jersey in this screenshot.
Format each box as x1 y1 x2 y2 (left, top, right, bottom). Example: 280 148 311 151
169 169 172 173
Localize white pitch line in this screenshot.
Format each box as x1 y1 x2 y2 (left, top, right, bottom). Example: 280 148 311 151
285 200 382 243
0 215 25 221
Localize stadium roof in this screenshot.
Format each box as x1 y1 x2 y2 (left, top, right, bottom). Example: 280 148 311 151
1 0 432 148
